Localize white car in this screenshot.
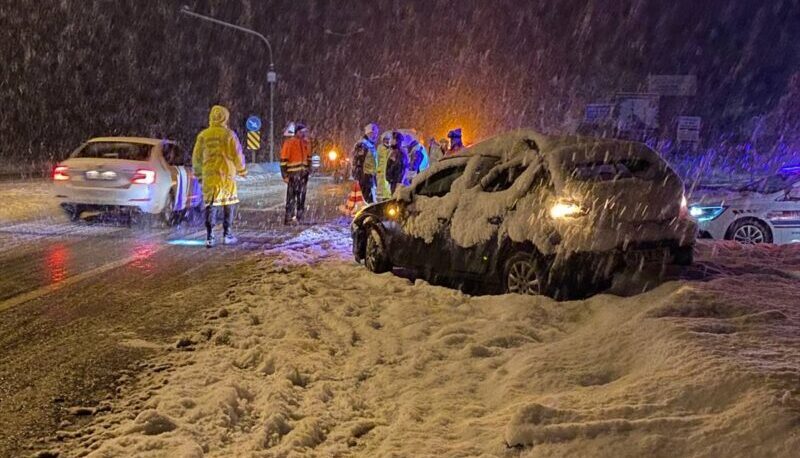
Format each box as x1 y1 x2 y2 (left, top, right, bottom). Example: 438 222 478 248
689 166 800 244
53 137 202 224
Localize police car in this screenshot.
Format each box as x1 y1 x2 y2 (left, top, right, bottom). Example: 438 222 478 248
689 166 800 244
53 137 202 225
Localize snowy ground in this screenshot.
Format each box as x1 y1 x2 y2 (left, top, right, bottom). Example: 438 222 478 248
43 226 800 458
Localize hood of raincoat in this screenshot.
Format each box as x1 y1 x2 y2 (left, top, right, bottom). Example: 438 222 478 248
209 105 230 128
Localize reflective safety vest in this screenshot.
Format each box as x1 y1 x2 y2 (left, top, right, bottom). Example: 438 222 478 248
280 137 311 176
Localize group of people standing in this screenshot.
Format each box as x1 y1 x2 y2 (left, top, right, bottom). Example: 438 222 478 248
351 123 465 204
190 104 468 247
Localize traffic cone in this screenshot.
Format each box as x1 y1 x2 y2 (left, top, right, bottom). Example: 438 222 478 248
339 181 365 216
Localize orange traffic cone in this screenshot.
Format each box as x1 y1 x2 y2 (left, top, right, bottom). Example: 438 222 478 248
339 181 365 216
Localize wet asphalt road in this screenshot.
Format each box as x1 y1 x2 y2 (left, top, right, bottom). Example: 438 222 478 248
0 175 348 456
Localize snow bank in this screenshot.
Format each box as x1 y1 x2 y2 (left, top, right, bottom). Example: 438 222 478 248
59 232 800 457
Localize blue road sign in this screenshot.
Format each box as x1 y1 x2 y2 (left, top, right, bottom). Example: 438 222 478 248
246 116 262 132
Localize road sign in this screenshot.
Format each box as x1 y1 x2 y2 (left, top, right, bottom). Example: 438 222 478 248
647 75 697 96
584 103 615 124
677 116 701 142
247 131 261 150
246 116 262 132
616 93 659 132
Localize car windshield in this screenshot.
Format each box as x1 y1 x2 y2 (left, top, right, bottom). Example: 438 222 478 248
739 173 800 194
73 142 152 161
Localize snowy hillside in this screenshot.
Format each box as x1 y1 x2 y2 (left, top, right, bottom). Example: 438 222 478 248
53 226 800 457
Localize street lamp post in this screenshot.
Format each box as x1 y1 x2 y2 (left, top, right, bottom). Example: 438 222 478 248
179 6 277 163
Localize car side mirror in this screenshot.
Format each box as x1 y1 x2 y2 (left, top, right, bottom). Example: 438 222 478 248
396 187 414 203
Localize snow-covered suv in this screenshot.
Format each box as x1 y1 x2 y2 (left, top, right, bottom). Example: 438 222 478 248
689 166 800 244
351 130 696 299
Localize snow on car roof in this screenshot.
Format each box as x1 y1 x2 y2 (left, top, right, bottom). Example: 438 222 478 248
460 129 652 161
87 137 173 146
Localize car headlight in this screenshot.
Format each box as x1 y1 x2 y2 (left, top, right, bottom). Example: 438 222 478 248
550 201 585 219
385 203 401 219
688 205 727 222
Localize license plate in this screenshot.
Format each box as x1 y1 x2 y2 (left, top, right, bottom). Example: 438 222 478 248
86 170 117 180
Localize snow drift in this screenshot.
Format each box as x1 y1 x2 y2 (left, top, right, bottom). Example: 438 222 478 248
53 228 800 457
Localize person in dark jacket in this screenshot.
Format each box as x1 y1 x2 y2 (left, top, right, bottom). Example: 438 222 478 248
351 123 379 204
446 128 465 155
385 131 409 193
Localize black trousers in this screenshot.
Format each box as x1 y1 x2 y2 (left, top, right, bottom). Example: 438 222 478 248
205 204 235 238
285 171 309 221
359 174 375 204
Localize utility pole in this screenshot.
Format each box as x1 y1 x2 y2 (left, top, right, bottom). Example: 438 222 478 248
179 6 277 162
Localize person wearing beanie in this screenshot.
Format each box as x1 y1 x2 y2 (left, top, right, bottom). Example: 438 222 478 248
446 128 464 156
405 134 429 185
191 105 247 248
351 123 379 204
385 131 409 194
280 122 311 224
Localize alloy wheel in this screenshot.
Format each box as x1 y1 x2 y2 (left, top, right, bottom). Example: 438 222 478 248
506 259 541 295
733 224 765 244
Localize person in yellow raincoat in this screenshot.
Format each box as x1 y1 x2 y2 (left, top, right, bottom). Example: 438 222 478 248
192 105 247 248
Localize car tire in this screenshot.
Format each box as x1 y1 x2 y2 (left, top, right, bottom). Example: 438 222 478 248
62 204 82 222
503 252 548 296
161 192 183 226
726 219 772 244
364 226 392 274
672 245 694 266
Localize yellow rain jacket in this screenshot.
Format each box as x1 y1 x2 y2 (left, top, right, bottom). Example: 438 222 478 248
192 105 246 206
375 144 392 200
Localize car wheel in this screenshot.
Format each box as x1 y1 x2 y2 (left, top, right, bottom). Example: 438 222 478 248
727 219 772 244
364 226 392 273
62 204 82 222
161 192 183 226
503 252 546 296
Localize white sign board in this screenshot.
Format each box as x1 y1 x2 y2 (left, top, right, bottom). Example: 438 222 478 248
584 103 615 124
616 93 659 132
647 75 697 96
677 116 701 142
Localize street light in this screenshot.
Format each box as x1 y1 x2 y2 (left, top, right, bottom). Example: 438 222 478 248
179 6 277 163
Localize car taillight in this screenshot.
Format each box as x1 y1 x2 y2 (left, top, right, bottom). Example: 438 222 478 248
53 165 69 181
131 169 156 185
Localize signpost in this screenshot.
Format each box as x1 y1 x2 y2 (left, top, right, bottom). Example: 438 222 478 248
584 103 615 125
615 93 660 138
245 115 262 163
677 116 701 149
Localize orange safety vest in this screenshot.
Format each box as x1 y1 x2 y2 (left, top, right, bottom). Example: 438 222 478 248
280 137 311 175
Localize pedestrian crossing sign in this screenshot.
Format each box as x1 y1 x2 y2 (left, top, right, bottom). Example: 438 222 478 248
247 130 260 150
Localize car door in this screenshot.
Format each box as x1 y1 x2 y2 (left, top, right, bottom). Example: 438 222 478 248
767 175 800 244
446 161 532 275
389 162 468 268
